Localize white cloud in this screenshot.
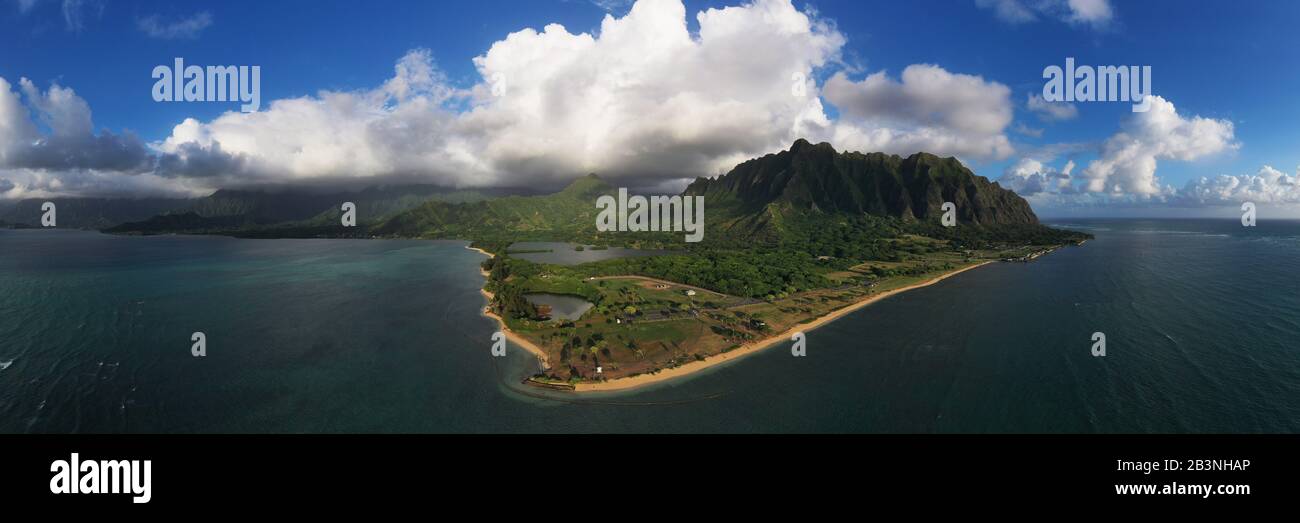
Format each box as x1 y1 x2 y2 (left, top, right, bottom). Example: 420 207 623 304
1179 166 1300 205
999 97 1238 209
0 77 178 198
1080 96 1236 195
0 77 38 164
153 0 846 191
823 64 1015 160
0 0 1141 200
975 0 1113 29
1066 0 1113 26
998 157 1075 195
137 11 213 39
1026 93 1077 121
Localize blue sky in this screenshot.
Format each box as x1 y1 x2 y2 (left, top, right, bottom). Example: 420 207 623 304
1 0 1298 217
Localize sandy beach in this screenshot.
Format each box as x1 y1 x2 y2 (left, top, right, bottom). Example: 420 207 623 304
466 243 992 393
467 245 553 369
575 261 993 392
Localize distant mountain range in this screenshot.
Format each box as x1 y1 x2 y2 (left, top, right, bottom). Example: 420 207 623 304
1 185 507 231
1 197 192 230
96 186 506 235
88 140 1045 244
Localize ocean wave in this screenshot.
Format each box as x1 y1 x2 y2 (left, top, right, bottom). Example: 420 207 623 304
0 359 12 370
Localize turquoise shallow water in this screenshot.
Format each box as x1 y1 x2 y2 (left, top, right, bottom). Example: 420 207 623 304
1 220 1297 433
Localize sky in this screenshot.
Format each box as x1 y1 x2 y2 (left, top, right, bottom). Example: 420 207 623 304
1 0 1298 218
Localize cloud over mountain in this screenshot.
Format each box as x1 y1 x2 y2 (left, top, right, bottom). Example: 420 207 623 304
0 0 1260 211
823 64 1016 161
1 0 1042 199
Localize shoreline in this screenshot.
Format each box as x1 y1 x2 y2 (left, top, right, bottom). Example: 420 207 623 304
465 243 992 393
574 260 992 392
466 245 552 370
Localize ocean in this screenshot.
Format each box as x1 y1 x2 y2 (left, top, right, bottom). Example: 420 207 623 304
1 219 1297 433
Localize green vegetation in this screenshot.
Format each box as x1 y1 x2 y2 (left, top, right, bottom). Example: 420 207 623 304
98 140 1093 385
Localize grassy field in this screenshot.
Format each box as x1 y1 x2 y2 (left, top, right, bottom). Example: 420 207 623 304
506 242 1061 384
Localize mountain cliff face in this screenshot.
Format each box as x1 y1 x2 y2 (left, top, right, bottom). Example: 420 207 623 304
685 139 1038 226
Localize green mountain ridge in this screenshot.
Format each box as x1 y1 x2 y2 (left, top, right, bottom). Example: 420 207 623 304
374 140 1044 246
104 185 498 235
104 140 1065 249
686 139 1038 233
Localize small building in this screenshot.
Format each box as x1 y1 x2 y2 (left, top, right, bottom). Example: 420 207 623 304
684 290 696 297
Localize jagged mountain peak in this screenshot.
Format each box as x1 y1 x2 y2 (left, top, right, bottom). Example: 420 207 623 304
687 139 1038 226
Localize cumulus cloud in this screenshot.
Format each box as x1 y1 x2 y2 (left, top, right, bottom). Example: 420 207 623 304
0 76 181 198
822 64 1015 160
1001 96 1238 209
998 157 1075 195
0 77 38 163
1178 166 1300 205
137 11 213 39
6 78 153 172
1026 93 1077 122
975 0 1113 29
0 0 1132 200
153 0 846 191
1080 96 1236 195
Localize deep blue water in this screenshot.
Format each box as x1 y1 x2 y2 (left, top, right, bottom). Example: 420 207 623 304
1 219 1297 433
